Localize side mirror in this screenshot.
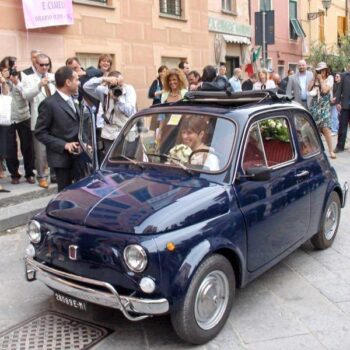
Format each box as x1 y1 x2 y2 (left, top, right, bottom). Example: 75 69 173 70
238 166 271 181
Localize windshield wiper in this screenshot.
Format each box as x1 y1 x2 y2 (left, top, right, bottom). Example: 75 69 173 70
117 154 145 170
147 153 193 175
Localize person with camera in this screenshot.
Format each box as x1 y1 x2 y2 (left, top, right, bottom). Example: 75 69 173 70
0 68 9 190
0 56 35 185
83 70 137 154
22 53 56 188
35 67 82 192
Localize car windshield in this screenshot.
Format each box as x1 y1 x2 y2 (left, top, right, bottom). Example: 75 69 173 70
105 113 235 173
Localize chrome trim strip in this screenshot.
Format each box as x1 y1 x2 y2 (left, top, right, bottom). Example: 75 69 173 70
342 182 348 208
25 257 169 320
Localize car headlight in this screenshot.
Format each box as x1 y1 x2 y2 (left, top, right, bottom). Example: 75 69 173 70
123 244 148 272
27 220 41 244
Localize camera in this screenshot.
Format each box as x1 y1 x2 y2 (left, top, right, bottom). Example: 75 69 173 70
8 58 18 77
110 85 123 98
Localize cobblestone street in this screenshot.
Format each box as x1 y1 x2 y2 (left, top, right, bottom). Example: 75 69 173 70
0 150 349 350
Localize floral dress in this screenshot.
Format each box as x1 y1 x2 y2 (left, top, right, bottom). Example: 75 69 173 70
309 75 334 129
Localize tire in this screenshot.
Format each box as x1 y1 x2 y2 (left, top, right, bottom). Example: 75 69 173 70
170 254 235 345
311 191 341 250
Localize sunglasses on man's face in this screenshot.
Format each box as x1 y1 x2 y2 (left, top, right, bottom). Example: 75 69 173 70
39 63 50 67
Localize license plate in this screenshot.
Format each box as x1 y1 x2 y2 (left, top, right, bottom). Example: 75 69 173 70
54 292 88 311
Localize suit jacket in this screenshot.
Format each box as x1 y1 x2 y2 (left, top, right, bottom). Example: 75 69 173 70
34 92 80 168
22 66 35 76
336 72 350 110
286 71 313 105
21 72 56 130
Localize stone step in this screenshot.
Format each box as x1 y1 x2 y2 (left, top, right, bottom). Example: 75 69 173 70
0 184 57 208
0 195 55 232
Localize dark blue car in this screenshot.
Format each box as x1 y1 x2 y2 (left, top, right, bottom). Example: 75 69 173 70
25 91 348 344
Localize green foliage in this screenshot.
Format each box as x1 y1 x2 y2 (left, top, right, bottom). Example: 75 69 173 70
307 36 350 72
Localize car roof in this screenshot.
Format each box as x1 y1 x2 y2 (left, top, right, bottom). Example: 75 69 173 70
139 90 307 119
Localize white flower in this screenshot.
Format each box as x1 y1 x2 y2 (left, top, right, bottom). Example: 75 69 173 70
169 144 192 163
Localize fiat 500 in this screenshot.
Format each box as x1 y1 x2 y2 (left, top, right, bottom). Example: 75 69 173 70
25 91 348 344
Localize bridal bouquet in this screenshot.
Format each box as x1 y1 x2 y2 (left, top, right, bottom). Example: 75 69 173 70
169 144 192 163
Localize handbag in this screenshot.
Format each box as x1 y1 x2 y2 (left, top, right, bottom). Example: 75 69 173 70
0 94 12 126
307 86 318 97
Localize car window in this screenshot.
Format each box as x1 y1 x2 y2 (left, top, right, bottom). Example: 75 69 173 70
294 113 321 157
259 117 294 167
242 116 294 171
106 113 235 173
242 124 267 171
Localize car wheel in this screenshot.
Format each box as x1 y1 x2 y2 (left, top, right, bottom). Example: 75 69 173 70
311 191 341 250
170 254 235 345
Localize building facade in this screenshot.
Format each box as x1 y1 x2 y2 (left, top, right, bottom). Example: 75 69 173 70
0 0 251 108
250 0 304 78
300 0 347 59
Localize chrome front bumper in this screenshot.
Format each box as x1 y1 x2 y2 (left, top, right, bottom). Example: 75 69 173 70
25 257 169 321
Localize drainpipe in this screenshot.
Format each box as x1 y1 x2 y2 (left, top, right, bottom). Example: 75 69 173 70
346 0 348 34
308 0 312 54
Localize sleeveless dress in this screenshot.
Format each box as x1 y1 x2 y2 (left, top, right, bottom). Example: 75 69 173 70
309 75 334 129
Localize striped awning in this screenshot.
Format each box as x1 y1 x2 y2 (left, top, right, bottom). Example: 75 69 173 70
222 34 251 45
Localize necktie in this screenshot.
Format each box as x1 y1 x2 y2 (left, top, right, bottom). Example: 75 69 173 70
42 75 51 97
67 98 76 113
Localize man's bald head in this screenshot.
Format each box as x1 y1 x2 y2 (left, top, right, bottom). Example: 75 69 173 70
298 60 307 73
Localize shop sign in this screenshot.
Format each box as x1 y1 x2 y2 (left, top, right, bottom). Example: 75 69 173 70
22 0 74 29
208 17 251 38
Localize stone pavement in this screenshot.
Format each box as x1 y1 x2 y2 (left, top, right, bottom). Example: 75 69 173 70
0 150 349 349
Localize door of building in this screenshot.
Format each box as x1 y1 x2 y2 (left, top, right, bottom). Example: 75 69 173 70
225 56 240 78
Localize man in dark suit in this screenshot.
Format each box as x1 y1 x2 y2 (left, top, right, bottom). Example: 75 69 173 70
22 50 41 76
334 64 350 153
35 66 82 192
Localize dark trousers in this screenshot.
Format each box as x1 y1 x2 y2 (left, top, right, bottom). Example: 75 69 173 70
102 138 114 158
6 119 35 179
336 109 350 150
54 167 74 192
54 155 90 192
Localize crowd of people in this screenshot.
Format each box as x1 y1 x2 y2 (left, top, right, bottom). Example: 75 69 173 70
0 52 348 193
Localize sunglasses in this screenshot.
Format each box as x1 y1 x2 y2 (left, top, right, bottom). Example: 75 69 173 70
39 63 50 67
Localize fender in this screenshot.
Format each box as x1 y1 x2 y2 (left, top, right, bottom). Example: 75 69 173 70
170 238 245 309
317 180 343 232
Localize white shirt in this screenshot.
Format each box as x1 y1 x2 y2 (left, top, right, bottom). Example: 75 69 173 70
229 76 242 92
253 80 276 90
299 73 307 100
57 89 71 102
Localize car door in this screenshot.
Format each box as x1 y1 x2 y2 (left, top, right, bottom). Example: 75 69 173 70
292 110 327 237
78 104 99 171
235 112 310 272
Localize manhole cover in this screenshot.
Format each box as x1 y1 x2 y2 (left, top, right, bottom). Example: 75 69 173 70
0 311 110 350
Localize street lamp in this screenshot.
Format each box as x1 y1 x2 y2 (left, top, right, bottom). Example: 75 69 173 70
307 0 332 20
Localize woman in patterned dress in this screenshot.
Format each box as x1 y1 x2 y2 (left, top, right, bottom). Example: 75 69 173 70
308 62 336 159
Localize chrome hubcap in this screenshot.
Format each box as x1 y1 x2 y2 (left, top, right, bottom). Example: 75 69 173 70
194 270 229 330
324 201 339 240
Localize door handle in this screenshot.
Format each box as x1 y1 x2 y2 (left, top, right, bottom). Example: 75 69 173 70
295 170 310 178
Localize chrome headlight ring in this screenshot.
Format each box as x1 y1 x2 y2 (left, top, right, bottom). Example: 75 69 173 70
123 244 148 273
27 220 42 244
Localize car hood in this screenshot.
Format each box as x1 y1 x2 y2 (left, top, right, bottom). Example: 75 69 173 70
46 171 230 234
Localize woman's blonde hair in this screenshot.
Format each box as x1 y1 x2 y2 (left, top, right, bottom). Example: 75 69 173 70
162 68 187 92
258 69 268 82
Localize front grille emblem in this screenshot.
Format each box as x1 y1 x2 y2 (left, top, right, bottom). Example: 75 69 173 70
68 245 79 260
